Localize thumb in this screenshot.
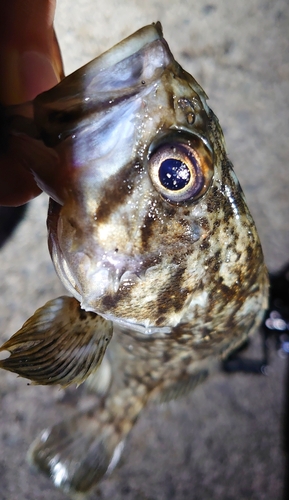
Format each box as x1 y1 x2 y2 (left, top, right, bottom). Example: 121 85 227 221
0 0 64 105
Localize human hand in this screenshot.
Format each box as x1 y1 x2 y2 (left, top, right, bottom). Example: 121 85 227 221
0 0 64 206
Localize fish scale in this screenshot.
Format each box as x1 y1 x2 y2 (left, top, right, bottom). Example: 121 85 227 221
0 22 268 495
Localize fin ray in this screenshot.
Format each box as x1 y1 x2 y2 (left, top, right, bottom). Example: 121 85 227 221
29 408 123 493
0 296 113 387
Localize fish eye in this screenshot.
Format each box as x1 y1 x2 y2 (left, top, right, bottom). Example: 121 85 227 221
148 132 214 203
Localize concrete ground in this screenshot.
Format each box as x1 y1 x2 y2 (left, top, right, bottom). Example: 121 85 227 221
0 0 288 499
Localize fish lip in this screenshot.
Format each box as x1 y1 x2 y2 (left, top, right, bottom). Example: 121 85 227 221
87 23 163 73
34 23 164 110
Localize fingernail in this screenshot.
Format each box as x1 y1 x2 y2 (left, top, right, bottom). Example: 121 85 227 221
0 50 59 105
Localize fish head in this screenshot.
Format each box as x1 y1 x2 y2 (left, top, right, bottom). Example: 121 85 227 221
32 23 268 338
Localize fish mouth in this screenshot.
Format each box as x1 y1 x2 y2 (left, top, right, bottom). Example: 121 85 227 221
32 23 167 152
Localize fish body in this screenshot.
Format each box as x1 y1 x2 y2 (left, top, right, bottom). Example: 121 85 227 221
0 23 268 494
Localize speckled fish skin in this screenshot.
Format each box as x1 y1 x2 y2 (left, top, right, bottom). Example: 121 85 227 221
41 22 268 347
0 23 268 494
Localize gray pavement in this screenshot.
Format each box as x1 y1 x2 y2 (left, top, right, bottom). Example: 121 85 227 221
0 1 288 499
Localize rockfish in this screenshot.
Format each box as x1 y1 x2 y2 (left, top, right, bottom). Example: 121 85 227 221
0 22 268 495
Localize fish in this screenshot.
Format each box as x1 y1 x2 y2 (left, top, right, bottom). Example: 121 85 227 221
0 22 268 495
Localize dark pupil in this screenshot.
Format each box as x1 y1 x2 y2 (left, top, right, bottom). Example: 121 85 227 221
158 159 190 191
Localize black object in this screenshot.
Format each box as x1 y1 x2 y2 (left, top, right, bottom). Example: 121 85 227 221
223 264 289 500
266 264 289 500
223 264 289 372
0 204 28 248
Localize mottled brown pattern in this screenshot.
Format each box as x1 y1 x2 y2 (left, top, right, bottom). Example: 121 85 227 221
94 162 138 225
0 23 268 495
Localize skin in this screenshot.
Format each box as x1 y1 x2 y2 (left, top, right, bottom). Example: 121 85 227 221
0 0 63 206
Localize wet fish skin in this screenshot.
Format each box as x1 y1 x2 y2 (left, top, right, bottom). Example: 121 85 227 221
0 23 268 494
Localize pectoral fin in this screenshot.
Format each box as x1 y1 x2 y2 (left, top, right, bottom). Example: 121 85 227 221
0 296 113 387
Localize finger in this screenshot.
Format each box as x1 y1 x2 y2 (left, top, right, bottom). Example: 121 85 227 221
0 0 64 104
0 0 64 206
0 156 42 206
